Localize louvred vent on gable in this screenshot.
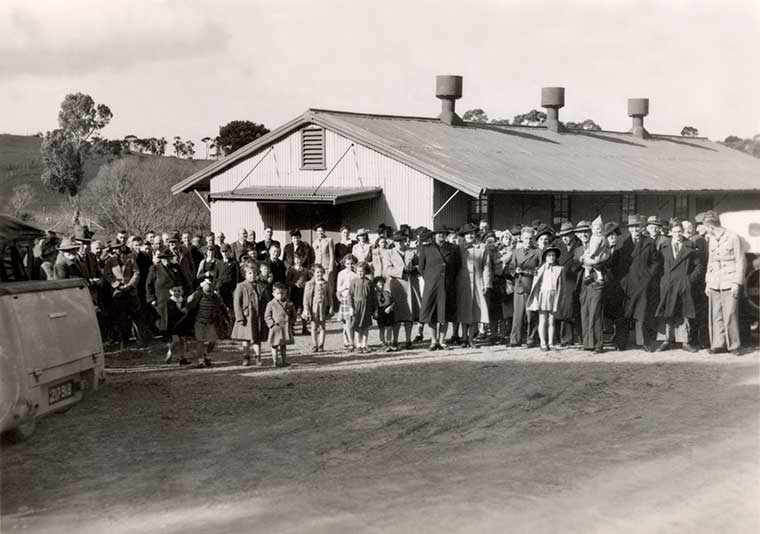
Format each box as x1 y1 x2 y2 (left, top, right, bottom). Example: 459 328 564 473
301 127 326 169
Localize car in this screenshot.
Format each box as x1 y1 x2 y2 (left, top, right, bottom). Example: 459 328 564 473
0 215 105 442
719 210 760 339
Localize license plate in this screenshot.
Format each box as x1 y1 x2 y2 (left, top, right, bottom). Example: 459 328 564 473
48 381 75 405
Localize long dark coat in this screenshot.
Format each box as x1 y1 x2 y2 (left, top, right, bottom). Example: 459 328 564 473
145 262 182 331
604 245 626 319
617 235 659 321
553 239 581 321
213 259 239 307
418 242 461 323
655 239 703 319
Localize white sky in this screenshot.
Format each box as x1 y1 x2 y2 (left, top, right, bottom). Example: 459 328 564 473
1 0 759 153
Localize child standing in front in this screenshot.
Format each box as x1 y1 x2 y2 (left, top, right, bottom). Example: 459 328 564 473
265 282 297 367
286 253 311 335
231 266 264 366
527 247 564 351
302 264 331 352
187 278 225 367
348 262 376 353
373 276 396 351
582 215 609 283
164 283 192 365
336 254 359 351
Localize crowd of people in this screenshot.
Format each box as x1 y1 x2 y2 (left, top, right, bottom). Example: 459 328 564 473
36 208 749 368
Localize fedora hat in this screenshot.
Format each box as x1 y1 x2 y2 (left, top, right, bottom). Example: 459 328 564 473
289 229 302 237
355 228 370 236
626 214 645 227
458 222 479 236
541 246 561 262
604 221 621 236
73 225 93 242
57 237 80 251
157 248 173 259
168 231 181 242
391 230 408 242
646 215 662 227
556 221 576 236
535 223 554 240
702 210 720 225
574 220 591 232
432 226 448 235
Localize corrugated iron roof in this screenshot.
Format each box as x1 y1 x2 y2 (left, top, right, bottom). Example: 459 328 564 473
173 109 760 197
210 186 382 205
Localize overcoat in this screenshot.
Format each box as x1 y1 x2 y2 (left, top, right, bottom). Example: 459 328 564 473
265 298 296 346
655 239 703 319
302 279 331 321
418 241 461 323
553 239 582 321
617 235 658 320
284 241 315 270
604 244 626 320
255 239 281 262
456 242 492 324
231 280 264 342
382 247 418 322
213 258 240 307
173 246 196 292
508 246 541 294
312 237 335 272
146 262 182 331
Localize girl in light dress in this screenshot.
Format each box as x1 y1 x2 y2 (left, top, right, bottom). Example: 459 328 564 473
527 246 564 351
336 254 359 350
302 264 331 352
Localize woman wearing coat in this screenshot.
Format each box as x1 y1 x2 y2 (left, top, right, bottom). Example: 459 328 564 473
384 231 419 348
456 223 492 347
553 222 582 346
418 227 461 350
654 220 703 352
145 248 183 333
231 266 265 366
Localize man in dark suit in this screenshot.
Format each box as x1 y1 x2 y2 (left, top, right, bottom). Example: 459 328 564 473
230 228 253 264
418 227 461 350
168 232 196 293
256 225 281 262
654 220 703 352
213 243 239 310
684 219 709 348
614 214 659 351
508 226 541 347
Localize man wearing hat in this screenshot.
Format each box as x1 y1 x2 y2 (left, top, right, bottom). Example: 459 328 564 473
146 247 183 335
418 226 461 350
73 225 103 306
213 243 240 314
703 211 745 354
507 225 541 347
553 221 582 346
168 231 195 292
284 229 315 270
103 243 140 347
614 214 659 351
53 237 84 280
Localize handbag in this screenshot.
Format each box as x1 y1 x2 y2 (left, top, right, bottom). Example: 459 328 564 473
505 279 514 296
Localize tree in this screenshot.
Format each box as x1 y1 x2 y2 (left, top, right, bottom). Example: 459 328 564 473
215 120 269 156
681 126 699 137
41 129 84 199
201 136 212 159
566 119 603 131
463 109 489 123
722 135 760 158
512 109 546 126
57 92 112 150
10 184 35 218
80 157 209 236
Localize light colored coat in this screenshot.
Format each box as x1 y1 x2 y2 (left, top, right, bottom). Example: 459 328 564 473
312 237 335 272
456 242 493 324
705 227 745 290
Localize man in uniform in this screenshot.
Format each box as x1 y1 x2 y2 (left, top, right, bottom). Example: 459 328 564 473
703 210 745 354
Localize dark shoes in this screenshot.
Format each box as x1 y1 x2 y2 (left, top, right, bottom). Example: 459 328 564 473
178 358 191 366
429 343 439 351
707 347 727 354
413 334 424 343
682 344 700 353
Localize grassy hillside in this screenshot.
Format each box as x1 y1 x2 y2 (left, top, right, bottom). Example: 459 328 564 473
0 134 209 231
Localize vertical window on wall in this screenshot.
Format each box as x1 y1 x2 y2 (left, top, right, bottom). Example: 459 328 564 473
621 193 637 219
468 194 490 225
552 194 570 224
674 195 689 220
300 127 326 170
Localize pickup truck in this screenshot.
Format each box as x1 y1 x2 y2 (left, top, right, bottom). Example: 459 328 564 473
0 215 105 442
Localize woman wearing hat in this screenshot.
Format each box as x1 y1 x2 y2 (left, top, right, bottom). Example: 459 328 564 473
352 228 373 268
554 221 582 346
284 229 315 270
418 226 461 350
455 223 492 348
385 231 421 349
527 246 563 350
146 247 184 337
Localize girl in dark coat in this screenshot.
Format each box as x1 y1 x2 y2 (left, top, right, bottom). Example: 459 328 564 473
349 262 376 353
654 221 703 351
146 249 183 333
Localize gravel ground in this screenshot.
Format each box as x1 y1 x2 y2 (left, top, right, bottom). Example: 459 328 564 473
2 321 759 534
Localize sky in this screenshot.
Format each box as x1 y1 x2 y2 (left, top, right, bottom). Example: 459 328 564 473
1 0 759 155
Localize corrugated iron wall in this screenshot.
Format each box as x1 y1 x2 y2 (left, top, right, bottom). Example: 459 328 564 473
209 127 435 238
433 180 472 228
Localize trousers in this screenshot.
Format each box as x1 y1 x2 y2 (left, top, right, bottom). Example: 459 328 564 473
708 288 741 351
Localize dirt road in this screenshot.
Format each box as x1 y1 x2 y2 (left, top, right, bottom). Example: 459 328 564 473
2 330 759 533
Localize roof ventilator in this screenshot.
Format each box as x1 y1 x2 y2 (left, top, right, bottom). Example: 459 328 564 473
541 87 565 133
436 75 464 126
628 98 650 139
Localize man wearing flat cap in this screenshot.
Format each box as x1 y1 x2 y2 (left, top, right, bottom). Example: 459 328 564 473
418 226 461 350
614 214 659 351
703 211 745 354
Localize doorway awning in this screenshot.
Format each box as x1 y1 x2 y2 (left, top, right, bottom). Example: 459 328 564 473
209 186 382 205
